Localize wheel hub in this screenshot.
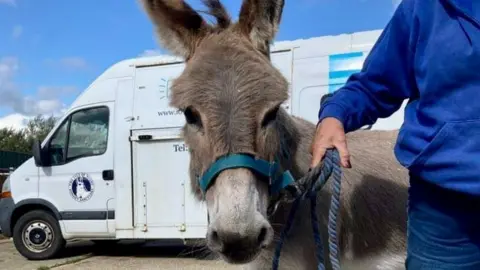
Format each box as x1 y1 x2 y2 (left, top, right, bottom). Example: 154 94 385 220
23 221 54 253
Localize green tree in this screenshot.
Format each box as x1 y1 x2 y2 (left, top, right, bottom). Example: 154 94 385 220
0 127 29 153
24 114 58 150
0 114 58 154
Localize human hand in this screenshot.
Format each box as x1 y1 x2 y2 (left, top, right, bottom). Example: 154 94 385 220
310 117 351 169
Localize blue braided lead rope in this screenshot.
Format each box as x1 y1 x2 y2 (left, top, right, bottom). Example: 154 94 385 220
271 198 301 270
327 151 342 270
309 195 326 270
272 149 342 270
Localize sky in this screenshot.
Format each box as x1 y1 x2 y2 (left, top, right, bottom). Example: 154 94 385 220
0 0 402 130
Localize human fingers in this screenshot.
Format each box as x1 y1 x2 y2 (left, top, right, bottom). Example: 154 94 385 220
310 141 328 168
333 135 351 168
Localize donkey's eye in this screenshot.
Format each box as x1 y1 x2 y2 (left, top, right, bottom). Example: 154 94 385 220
261 106 280 128
183 107 202 126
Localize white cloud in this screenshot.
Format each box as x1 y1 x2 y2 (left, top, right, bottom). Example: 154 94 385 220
35 100 63 114
12 25 23 39
139 49 162 58
0 56 19 78
0 57 76 130
59 57 88 69
44 57 88 70
37 86 78 99
0 57 21 112
0 113 30 131
21 97 66 116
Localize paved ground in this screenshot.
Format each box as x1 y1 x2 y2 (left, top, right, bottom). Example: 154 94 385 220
0 238 242 270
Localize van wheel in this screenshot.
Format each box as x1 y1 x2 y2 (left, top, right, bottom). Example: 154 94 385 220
12 210 66 260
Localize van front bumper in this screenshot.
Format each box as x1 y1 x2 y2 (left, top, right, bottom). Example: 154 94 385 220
0 198 14 237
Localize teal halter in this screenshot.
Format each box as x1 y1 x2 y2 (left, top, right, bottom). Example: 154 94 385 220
197 153 296 196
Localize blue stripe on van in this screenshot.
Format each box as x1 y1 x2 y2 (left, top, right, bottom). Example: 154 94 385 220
328 52 364 93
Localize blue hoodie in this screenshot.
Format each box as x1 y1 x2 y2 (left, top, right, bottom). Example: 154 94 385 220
318 0 480 196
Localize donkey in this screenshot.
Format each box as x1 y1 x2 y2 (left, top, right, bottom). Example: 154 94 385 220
140 0 409 269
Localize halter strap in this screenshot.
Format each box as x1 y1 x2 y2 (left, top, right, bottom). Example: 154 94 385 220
198 153 295 196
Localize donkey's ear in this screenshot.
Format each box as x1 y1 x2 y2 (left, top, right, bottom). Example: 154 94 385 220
237 0 285 56
140 0 212 59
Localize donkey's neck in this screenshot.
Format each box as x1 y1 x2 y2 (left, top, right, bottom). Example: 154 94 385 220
275 109 317 180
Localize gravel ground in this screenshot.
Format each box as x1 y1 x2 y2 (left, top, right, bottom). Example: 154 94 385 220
0 239 242 270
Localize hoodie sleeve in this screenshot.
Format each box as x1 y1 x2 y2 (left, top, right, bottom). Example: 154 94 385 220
318 0 417 133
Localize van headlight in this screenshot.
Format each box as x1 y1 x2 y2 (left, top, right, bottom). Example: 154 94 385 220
1 176 11 198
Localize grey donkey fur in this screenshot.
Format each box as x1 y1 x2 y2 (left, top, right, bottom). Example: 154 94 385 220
139 0 409 269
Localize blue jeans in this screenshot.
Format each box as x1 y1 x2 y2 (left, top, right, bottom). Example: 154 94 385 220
406 175 480 269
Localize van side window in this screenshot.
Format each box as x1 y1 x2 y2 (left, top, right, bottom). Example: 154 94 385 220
47 106 109 166
67 107 109 161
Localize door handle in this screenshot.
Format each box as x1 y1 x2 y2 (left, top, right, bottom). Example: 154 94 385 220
102 170 114 181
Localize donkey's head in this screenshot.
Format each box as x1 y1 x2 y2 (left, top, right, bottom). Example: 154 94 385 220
141 0 289 264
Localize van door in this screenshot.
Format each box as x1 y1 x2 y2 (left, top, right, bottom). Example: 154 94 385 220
131 129 192 238
38 103 115 236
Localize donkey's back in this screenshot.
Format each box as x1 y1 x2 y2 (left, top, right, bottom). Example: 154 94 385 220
261 120 409 270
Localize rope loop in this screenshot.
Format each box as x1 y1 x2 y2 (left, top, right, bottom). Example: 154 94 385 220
272 149 342 270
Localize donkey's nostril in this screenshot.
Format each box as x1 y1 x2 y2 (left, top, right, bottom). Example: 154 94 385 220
211 230 219 242
257 226 268 248
208 229 224 252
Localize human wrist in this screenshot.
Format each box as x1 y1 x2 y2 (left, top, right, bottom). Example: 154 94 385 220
318 103 348 127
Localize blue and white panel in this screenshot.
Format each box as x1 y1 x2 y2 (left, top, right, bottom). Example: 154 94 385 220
328 52 366 93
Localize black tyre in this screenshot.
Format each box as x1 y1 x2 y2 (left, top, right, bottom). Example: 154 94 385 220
12 210 66 260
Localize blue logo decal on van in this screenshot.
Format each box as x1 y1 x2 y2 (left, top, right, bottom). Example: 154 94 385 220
68 173 95 202
328 52 365 93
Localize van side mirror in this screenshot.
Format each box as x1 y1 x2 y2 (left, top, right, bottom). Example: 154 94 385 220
32 140 45 167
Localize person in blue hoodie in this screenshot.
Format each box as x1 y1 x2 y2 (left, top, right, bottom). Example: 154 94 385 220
311 0 480 268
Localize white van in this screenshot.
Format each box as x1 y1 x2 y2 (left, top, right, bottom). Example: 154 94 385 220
0 29 406 260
